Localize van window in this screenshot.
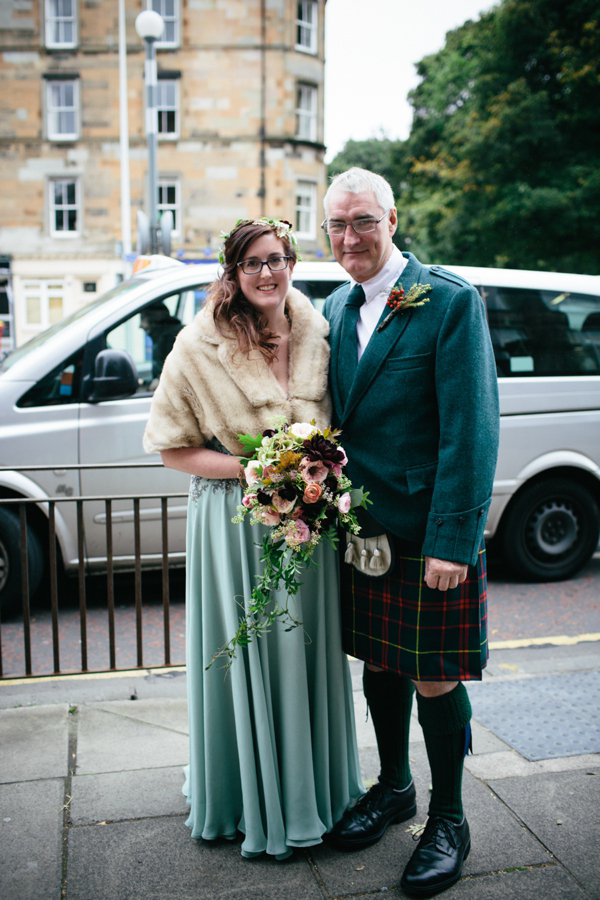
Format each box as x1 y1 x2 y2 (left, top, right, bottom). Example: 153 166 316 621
18 351 84 407
293 279 345 313
483 286 600 377
104 286 207 394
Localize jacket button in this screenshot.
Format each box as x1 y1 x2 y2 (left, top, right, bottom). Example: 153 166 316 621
435 517 443 526
479 509 485 516
458 516 465 523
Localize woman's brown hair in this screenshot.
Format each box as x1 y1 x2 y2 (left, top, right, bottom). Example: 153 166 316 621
209 220 297 363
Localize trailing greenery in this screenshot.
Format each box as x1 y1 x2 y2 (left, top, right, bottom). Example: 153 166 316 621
328 0 600 274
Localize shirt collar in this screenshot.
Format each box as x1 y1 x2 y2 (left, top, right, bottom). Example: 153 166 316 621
350 245 407 304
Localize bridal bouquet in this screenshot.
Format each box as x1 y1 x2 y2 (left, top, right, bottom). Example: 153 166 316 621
209 418 368 668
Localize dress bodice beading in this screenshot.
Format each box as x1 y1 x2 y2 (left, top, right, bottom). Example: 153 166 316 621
189 436 239 504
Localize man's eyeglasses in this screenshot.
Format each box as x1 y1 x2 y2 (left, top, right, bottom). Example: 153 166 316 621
321 209 391 236
236 256 292 275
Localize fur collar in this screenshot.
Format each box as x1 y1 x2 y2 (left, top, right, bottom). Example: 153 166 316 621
185 287 329 407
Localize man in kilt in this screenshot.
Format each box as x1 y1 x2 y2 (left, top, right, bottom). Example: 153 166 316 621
322 168 499 897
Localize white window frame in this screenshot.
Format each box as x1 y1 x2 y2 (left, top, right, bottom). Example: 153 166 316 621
150 0 180 49
156 79 179 140
296 82 317 142
22 280 65 329
295 180 317 239
49 178 80 237
158 178 181 236
44 0 77 49
46 79 79 141
296 1 318 54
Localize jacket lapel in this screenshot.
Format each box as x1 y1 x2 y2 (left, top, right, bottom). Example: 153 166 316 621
340 254 425 423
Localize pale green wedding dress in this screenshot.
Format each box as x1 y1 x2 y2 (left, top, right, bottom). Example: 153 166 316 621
182 460 364 860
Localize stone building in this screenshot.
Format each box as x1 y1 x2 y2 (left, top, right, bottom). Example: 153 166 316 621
0 0 329 348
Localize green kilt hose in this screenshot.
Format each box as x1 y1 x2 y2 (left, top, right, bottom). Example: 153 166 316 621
339 536 488 681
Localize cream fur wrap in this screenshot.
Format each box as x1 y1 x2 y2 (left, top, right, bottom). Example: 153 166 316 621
142 287 332 456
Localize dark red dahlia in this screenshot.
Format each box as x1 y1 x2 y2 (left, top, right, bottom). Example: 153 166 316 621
302 435 345 468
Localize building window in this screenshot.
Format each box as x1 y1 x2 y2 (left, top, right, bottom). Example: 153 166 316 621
296 1 318 54
151 0 179 48
23 281 65 328
49 180 79 236
296 83 317 142
158 180 180 234
46 79 79 141
295 181 317 239
157 80 178 138
45 0 77 49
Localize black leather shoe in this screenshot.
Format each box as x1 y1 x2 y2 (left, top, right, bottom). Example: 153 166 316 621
328 780 417 850
400 815 470 897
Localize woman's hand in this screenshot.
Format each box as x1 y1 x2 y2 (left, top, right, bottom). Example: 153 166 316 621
161 447 244 480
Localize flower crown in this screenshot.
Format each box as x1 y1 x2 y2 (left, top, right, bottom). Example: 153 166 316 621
218 217 302 264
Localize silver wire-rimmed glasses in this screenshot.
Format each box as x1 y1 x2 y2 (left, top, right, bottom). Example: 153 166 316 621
321 209 391 236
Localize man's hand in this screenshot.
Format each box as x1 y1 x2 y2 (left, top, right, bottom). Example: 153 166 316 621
424 556 468 591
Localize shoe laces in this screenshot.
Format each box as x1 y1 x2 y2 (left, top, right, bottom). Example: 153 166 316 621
356 782 387 812
416 816 460 851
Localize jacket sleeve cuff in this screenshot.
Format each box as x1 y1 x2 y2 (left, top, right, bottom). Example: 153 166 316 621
421 499 492 567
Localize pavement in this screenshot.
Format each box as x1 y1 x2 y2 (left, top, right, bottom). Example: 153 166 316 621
1 641 599 900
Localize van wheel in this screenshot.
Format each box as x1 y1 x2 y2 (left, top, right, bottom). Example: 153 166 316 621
500 478 600 581
0 507 44 618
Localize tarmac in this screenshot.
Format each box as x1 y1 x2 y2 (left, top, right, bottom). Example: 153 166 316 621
1 640 599 900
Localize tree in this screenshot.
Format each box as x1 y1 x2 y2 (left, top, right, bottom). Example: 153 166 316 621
328 0 600 273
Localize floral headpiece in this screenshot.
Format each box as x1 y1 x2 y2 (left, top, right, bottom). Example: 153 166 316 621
218 217 302 264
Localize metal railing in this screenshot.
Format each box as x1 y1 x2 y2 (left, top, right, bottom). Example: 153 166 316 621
0 463 188 680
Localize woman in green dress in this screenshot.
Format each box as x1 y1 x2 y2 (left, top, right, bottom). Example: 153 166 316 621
143 218 363 859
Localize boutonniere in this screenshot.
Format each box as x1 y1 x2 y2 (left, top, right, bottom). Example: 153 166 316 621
376 283 432 333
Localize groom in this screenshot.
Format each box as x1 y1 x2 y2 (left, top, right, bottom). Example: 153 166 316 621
322 168 499 896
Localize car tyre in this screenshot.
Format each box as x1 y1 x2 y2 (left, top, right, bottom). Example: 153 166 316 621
500 478 600 582
0 506 44 618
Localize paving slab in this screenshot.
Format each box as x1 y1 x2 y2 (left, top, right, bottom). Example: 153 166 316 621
76 705 189 775
90 697 189 734
0 703 69 783
70 766 188 825
467 672 600 760
66 816 325 900
310 744 551 897
440 865 588 900
0 779 64 900
491 768 600 897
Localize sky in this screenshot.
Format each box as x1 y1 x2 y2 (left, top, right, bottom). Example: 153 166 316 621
324 0 499 161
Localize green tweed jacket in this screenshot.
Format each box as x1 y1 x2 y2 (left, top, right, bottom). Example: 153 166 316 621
323 252 500 567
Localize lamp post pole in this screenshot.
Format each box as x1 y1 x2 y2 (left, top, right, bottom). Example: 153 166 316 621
135 10 164 255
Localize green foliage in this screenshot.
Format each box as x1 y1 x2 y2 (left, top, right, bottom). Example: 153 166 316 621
327 0 600 274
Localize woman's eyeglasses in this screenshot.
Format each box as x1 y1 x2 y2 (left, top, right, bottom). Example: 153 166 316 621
237 256 292 275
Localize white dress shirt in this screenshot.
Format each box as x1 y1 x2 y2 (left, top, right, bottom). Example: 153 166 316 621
350 246 408 360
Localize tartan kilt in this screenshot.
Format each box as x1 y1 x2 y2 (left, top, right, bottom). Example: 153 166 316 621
339 535 488 681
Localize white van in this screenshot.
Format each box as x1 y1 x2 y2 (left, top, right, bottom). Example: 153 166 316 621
1 256 599 614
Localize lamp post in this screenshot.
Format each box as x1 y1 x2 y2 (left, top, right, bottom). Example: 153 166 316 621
135 9 164 255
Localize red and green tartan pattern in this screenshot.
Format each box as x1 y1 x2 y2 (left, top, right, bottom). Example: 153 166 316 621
339 536 488 681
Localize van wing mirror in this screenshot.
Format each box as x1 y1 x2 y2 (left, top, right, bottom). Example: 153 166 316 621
87 349 138 402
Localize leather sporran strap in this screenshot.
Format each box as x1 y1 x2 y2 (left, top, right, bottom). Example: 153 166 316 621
344 532 394 577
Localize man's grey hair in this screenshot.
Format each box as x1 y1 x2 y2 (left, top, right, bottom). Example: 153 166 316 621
323 167 395 216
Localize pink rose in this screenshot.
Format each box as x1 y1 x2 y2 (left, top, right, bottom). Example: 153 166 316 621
272 491 297 514
290 519 311 543
245 460 262 485
337 446 348 466
242 493 257 508
299 457 329 483
338 492 352 514
260 508 281 526
289 422 318 439
303 483 323 504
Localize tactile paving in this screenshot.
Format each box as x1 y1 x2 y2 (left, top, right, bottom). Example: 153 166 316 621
467 671 600 761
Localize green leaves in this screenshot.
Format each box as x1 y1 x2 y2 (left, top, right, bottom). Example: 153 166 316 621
237 432 264 457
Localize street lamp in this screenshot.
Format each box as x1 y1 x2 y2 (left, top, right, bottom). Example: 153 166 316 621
135 9 165 255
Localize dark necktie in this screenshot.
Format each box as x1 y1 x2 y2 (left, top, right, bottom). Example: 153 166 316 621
336 284 365 407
